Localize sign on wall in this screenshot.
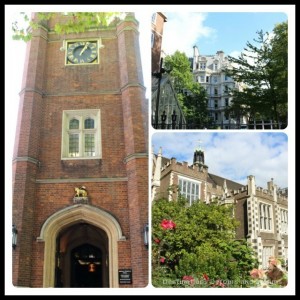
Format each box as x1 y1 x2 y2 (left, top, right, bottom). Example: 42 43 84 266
118 269 132 284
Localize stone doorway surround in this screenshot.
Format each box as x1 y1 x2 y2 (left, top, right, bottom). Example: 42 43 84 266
37 204 125 287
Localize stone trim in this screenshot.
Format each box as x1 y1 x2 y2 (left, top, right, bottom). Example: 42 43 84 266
36 177 128 183
37 204 125 287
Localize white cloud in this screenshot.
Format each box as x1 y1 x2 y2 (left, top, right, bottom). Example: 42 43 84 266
162 12 216 57
229 50 241 59
152 132 288 189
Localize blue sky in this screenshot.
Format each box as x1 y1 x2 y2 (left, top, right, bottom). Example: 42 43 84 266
162 12 288 58
152 132 288 189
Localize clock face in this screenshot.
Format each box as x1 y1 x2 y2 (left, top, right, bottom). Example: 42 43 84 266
66 41 98 65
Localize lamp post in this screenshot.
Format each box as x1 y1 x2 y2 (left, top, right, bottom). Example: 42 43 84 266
143 224 149 248
153 58 165 129
161 111 167 129
171 110 177 129
12 224 18 250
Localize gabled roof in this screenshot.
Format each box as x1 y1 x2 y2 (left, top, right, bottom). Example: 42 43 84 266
208 173 244 191
152 74 186 124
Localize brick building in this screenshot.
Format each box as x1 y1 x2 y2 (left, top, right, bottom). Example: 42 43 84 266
152 147 288 269
151 12 167 74
12 12 148 288
151 12 186 129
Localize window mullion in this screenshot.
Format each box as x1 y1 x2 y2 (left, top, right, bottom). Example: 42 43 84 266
79 116 83 157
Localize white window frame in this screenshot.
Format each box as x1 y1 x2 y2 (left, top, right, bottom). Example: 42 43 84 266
61 109 102 160
280 209 288 234
259 202 273 232
284 247 288 262
262 246 274 269
151 32 155 48
214 99 218 108
151 13 157 24
224 85 229 94
178 176 201 206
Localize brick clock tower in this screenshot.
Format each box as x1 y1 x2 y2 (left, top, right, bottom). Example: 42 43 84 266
12 12 148 288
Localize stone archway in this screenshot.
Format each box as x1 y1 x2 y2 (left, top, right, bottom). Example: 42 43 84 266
37 204 126 287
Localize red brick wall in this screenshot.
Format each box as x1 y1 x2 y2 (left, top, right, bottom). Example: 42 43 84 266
151 13 167 73
12 23 48 286
117 16 148 287
12 13 148 288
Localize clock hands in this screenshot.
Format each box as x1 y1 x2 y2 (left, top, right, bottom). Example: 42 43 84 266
67 41 98 64
79 42 89 56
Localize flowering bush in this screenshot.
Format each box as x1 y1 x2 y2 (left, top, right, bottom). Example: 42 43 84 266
179 273 229 288
182 275 195 286
250 268 265 279
152 197 258 288
249 256 288 287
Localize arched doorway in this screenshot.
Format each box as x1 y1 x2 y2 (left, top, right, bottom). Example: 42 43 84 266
55 223 109 287
37 205 126 287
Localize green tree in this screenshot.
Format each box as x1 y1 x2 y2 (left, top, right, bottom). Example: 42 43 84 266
225 21 288 128
269 22 288 124
12 12 123 42
164 51 194 95
164 51 210 128
152 195 258 288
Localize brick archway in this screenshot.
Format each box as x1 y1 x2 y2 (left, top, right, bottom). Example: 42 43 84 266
37 204 126 287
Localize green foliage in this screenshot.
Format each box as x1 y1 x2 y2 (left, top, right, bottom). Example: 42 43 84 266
12 12 122 42
164 51 210 128
182 83 211 128
225 21 288 127
176 243 232 280
152 193 258 288
164 51 194 93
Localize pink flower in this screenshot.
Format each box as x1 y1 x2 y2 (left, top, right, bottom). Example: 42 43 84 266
268 256 279 267
214 279 225 288
154 238 160 244
250 268 265 279
182 275 195 285
160 257 165 263
160 219 176 230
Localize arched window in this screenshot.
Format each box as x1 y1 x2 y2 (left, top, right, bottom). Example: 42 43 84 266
69 119 79 129
84 118 94 129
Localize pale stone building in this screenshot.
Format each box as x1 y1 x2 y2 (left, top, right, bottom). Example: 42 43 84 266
192 46 247 129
